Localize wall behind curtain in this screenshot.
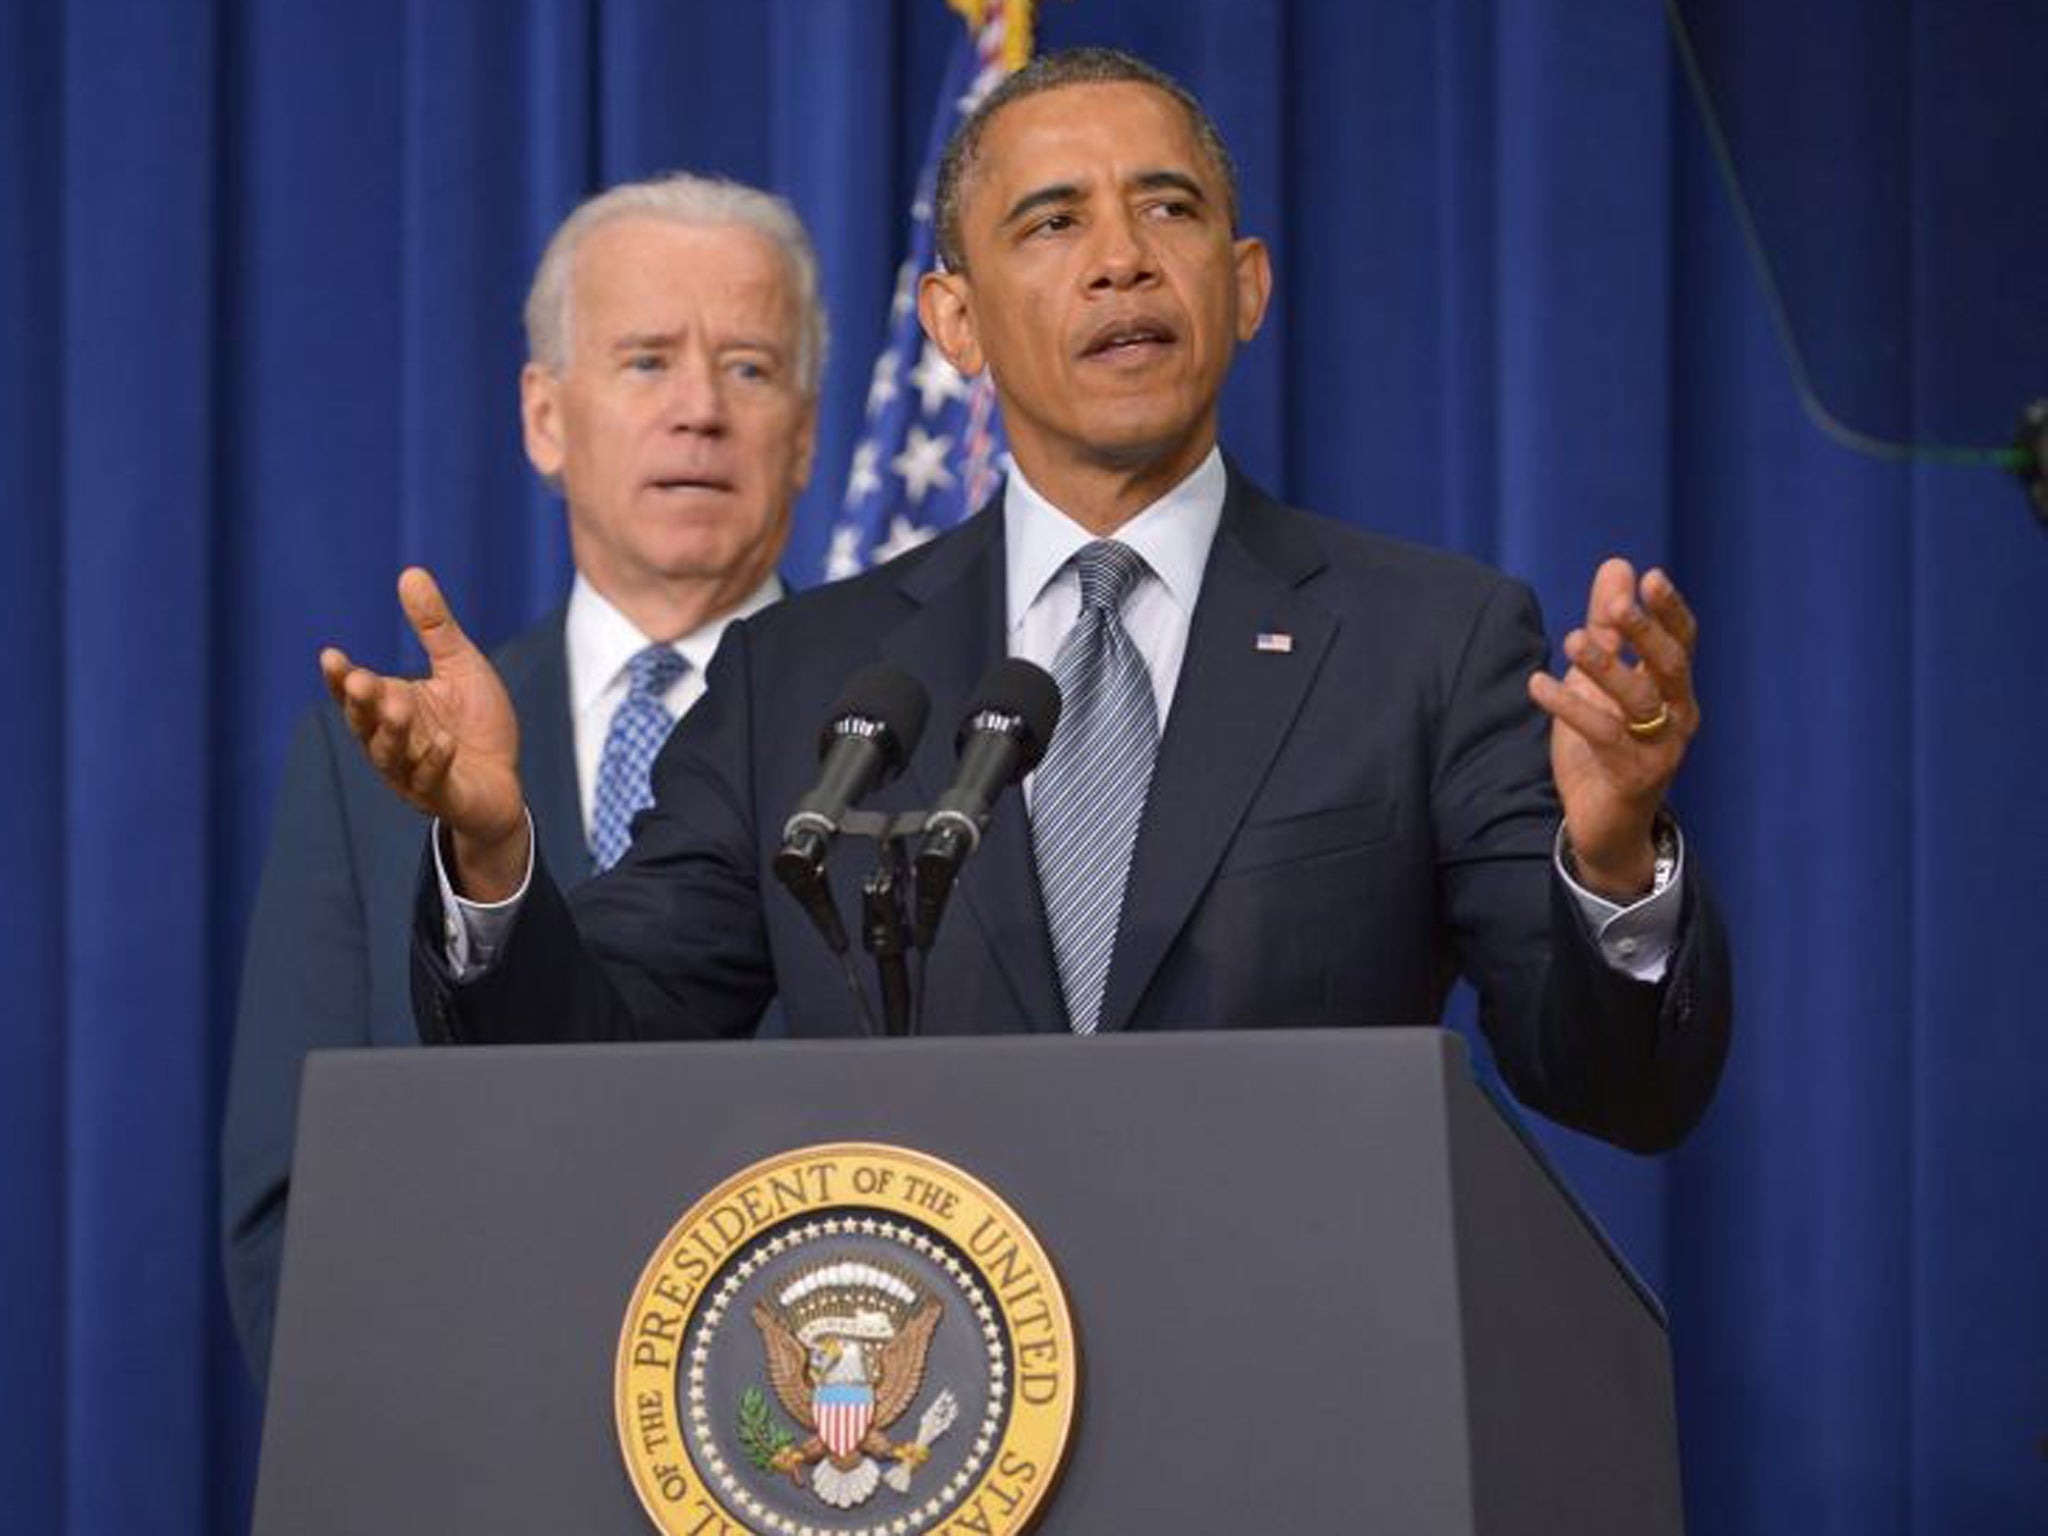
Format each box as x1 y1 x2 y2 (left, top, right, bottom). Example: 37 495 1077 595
2 1 2042 1531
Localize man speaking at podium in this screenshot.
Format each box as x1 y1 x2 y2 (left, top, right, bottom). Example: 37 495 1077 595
323 49 1730 1154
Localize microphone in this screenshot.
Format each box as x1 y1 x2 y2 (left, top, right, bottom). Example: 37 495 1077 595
912 659 1062 950
774 664 930 953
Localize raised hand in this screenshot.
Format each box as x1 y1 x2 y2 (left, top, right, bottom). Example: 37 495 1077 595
1527 558 1700 901
319 567 530 900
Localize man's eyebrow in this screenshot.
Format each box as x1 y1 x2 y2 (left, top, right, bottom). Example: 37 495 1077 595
1131 169 1207 202
609 331 786 355
999 170 1210 230
1000 182 1082 228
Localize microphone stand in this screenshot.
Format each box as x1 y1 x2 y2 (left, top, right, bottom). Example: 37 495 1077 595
834 808 932 1037
860 843 914 1036
790 781 1019 1037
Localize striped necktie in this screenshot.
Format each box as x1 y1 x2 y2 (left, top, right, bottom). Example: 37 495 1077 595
1031 540 1159 1034
590 643 690 872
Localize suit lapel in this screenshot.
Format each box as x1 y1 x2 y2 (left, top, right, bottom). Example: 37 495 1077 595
879 506 1067 1032
1096 472 1337 1031
500 611 592 889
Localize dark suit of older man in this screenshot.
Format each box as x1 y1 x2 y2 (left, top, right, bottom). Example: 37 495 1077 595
221 614 588 1383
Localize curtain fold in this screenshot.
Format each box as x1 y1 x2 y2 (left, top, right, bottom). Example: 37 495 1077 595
2 2 2041 1530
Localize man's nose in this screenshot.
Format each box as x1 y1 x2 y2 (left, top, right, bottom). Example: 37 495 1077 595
664 350 728 433
1086 210 1158 291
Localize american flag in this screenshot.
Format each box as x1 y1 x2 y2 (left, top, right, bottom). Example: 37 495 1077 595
822 0 1035 581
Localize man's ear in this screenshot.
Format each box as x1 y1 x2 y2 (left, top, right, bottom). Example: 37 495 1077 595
917 269 986 378
1231 236 1274 344
520 362 566 482
791 404 818 492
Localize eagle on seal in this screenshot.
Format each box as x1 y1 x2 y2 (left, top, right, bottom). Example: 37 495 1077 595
751 1263 945 1510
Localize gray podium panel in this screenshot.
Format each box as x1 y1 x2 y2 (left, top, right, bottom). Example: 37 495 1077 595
255 1029 1680 1534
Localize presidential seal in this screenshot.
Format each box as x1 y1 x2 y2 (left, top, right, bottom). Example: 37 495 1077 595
616 1144 1077 1536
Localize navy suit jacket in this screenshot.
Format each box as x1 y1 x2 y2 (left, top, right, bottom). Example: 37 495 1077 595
419 471 1730 1154
221 612 590 1383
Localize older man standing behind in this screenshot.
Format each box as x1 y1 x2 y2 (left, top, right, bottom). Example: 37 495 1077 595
220 172 827 1383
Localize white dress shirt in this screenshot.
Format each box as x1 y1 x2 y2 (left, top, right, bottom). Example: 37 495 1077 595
1004 447 1225 737
565 572 781 838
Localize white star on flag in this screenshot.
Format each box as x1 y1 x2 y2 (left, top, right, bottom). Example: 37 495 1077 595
909 341 969 417
866 350 900 414
872 516 939 565
846 440 883 504
892 424 957 506
825 524 865 580
889 258 918 322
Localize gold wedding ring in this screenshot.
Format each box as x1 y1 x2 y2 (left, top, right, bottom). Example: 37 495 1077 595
1624 702 1673 740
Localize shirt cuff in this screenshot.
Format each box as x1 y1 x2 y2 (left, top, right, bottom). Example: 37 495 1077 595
433 807 535 981
1552 818 1685 984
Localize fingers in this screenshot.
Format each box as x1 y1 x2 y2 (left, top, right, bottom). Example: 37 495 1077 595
320 642 405 737
397 566 477 672
1607 599 1694 719
361 682 418 778
345 674 460 809
320 648 438 786
1585 557 1637 653
1569 559 1702 729
410 729 455 801
1642 567 1698 652
1528 670 1627 745
319 646 353 706
317 570 495 825
329 659 390 745
1562 628 1665 726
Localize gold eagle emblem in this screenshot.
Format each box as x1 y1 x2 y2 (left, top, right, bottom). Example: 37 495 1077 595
749 1258 952 1509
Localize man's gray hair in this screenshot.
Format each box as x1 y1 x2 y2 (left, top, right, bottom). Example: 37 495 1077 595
933 47 1241 275
523 172 829 397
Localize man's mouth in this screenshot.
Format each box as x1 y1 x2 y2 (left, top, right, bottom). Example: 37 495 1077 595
649 474 734 495
1080 317 1178 360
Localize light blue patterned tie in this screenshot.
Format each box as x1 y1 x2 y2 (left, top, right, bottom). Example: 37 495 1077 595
590 644 691 872
1032 540 1159 1034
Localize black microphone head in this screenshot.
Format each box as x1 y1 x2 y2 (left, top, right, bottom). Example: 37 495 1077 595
957 657 1063 776
820 663 930 783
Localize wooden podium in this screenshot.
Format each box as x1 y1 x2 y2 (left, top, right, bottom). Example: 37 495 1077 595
254 1029 1682 1533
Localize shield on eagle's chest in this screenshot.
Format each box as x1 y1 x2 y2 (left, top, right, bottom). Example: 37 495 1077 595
814 1382 875 1459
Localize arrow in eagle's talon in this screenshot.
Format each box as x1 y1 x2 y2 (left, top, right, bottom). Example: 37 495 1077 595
883 1389 960 1493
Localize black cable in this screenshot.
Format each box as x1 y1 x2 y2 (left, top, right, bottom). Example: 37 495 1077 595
837 949 881 1037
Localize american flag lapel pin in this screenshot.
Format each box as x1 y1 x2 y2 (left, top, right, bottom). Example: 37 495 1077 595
1255 631 1294 654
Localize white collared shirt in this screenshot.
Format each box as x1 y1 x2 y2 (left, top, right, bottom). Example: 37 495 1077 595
564 572 781 841
1002 446 1225 731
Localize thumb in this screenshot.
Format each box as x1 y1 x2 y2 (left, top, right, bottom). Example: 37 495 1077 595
396 567 477 672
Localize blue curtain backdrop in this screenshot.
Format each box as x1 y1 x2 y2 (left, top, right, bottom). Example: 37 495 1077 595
4 0 2044 1531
